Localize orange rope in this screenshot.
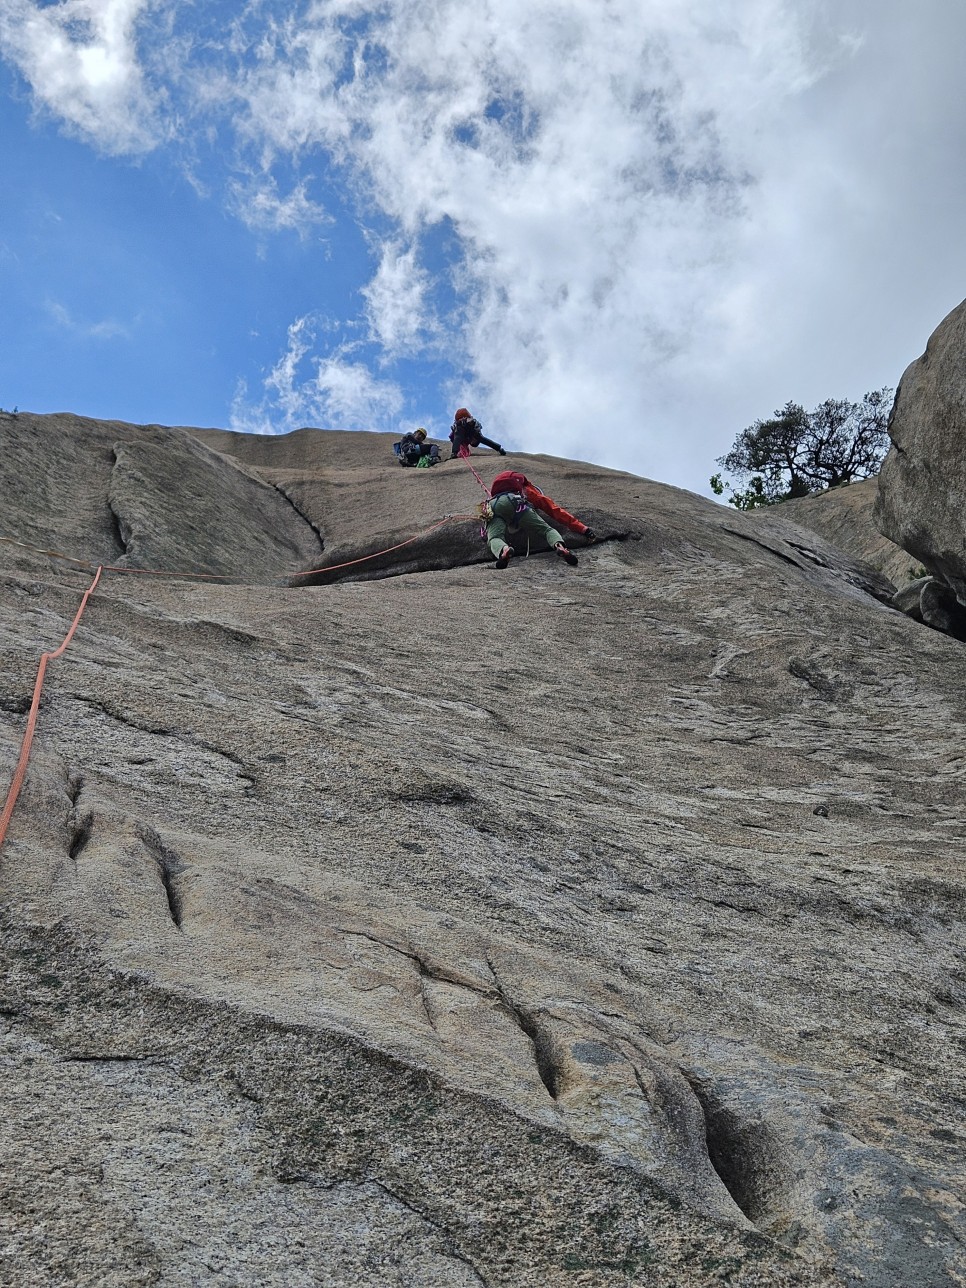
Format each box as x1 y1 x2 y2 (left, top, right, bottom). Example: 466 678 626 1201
289 516 470 578
0 565 103 850
0 512 478 851
456 449 493 498
101 563 238 581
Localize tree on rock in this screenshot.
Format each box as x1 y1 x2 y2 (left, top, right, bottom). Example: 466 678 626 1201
711 388 894 509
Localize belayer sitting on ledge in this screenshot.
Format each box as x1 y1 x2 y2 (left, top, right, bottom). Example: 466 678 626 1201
395 427 440 467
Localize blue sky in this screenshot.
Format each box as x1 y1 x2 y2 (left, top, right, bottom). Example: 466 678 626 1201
2 0 966 495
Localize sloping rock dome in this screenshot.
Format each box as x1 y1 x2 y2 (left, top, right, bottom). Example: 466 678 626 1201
1 412 964 1287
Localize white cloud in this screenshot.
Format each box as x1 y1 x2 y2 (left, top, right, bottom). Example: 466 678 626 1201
361 240 433 356
232 313 404 432
10 0 966 489
46 298 130 339
0 0 162 153
227 175 331 237
210 0 824 470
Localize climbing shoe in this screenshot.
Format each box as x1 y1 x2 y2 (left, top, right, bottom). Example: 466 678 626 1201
495 546 513 569
583 528 597 543
555 545 579 567
498 447 507 455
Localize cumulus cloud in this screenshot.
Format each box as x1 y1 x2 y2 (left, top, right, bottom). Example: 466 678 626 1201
227 175 331 237
204 0 830 471
9 0 966 487
361 240 433 356
0 0 162 153
232 313 403 432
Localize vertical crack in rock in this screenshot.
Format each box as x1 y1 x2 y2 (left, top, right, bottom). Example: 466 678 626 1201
514 1006 562 1101
66 773 83 809
137 824 185 931
271 482 326 553
683 1076 782 1229
487 960 562 1100
65 773 91 861
107 446 132 558
413 957 440 1033
68 814 93 862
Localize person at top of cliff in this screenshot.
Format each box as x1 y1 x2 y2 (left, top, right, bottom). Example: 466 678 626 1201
489 469 597 543
449 408 506 459
483 489 580 570
395 427 439 467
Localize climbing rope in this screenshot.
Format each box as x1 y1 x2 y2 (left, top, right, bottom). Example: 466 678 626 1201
0 565 103 851
0 511 479 851
455 449 493 500
289 515 472 579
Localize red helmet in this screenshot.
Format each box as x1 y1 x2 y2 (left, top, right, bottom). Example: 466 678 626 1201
454 407 471 421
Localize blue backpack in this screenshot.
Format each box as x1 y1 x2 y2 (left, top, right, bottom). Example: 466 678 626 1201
393 440 422 467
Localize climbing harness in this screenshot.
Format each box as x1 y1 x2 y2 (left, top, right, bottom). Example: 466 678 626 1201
477 491 529 543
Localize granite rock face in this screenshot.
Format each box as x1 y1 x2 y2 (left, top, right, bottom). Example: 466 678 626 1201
770 477 919 589
876 297 966 617
1 411 964 1287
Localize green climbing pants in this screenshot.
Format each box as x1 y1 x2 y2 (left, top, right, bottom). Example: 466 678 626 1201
486 493 563 559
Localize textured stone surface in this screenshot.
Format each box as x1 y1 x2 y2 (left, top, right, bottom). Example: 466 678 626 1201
1 411 965 1286
768 478 919 589
876 296 966 608
109 429 324 579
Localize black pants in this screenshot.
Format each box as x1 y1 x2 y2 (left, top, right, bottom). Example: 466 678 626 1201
451 429 503 457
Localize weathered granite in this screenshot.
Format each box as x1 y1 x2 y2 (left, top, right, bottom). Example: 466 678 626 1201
876 297 966 610
767 477 919 589
1 410 964 1286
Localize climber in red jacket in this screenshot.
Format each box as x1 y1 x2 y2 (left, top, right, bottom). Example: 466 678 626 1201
489 469 596 543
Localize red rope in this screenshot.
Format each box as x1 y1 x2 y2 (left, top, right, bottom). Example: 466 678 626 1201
0 565 103 850
456 448 492 498
289 516 470 578
0 512 477 851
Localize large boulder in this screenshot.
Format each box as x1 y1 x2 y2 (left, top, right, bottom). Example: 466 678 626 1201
875 298 966 609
